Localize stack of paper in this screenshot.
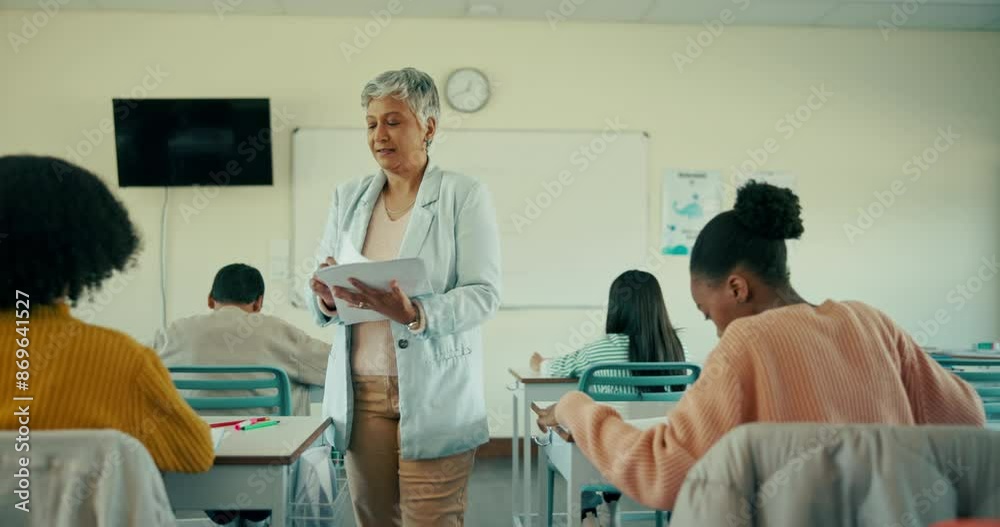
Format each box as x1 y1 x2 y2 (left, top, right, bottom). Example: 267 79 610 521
315 257 433 325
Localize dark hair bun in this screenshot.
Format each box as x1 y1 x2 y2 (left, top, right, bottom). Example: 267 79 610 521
733 180 804 240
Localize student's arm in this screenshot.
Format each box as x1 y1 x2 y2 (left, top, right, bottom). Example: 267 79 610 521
554 334 749 510
284 324 331 387
543 338 604 378
889 317 985 425
414 183 501 339
129 352 214 473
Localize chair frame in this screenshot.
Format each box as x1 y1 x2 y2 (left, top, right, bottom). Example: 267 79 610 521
168 365 294 416
934 358 1000 420
578 362 702 402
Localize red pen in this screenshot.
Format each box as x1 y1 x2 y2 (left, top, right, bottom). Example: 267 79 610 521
210 419 245 428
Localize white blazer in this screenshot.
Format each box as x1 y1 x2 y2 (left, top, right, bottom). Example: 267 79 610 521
308 163 502 459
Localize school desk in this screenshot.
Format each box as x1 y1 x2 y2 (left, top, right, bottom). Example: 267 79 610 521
162 415 331 525
509 368 578 526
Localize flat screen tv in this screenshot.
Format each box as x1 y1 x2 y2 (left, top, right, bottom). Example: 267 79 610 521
112 98 273 187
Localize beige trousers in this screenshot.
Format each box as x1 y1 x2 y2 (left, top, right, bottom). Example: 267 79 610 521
345 375 477 527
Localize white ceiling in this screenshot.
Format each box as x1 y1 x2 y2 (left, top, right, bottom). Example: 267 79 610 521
1 0 998 31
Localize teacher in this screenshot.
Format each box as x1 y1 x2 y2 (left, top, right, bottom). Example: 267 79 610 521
307 67 501 526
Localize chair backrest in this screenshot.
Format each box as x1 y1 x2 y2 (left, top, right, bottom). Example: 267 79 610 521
934 358 1000 421
673 423 1000 526
577 362 701 402
168 365 293 416
0 429 174 526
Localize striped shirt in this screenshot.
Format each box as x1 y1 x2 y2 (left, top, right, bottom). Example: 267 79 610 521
543 334 635 395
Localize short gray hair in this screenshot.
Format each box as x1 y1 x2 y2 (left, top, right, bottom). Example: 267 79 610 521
361 68 441 130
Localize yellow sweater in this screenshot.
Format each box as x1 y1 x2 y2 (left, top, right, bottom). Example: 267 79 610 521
0 304 213 473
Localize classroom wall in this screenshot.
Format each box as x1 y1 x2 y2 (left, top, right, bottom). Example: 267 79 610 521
3 10 998 436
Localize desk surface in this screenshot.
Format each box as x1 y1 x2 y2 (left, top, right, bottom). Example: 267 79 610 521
535 400 676 442
934 354 1000 361
509 368 577 384
928 350 1000 361
206 415 331 465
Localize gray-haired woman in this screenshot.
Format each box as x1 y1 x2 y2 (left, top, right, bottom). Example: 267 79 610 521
307 67 502 526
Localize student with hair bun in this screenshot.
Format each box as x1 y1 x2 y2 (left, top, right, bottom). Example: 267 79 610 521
535 181 986 511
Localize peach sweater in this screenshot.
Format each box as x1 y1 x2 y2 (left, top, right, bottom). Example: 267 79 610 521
556 300 986 510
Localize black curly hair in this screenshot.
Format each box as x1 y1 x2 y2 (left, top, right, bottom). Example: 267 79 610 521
0 155 141 308
690 180 803 286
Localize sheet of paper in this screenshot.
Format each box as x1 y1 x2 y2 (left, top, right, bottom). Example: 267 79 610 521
336 238 370 265
211 428 227 450
315 257 433 325
291 240 370 310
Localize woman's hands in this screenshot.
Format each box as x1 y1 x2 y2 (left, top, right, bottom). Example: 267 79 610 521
311 256 418 325
310 257 338 310
334 278 418 326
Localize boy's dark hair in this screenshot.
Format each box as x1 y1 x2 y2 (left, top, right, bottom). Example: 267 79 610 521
210 263 265 304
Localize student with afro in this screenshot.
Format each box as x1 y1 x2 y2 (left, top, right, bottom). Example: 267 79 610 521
0 155 213 473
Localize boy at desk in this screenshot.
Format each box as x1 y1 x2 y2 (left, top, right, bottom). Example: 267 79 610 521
155 263 333 526
154 263 331 416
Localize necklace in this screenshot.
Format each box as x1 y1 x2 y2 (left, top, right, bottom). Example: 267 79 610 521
383 191 415 219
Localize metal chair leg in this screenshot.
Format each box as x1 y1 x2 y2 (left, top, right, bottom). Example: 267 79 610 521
546 466 555 527
606 498 619 527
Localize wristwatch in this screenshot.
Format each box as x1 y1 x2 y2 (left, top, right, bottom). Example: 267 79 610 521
405 306 421 331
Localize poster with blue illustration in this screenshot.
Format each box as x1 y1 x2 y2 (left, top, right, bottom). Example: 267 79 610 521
661 169 723 256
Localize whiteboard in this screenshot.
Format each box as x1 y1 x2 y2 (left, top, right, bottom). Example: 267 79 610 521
291 128 648 308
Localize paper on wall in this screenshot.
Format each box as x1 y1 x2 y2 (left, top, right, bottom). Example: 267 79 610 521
661 169 723 256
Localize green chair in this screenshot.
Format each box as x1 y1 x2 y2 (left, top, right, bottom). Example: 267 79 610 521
934 358 1000 421
578 362 701 402
546 362 702 527
167 365 293 416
